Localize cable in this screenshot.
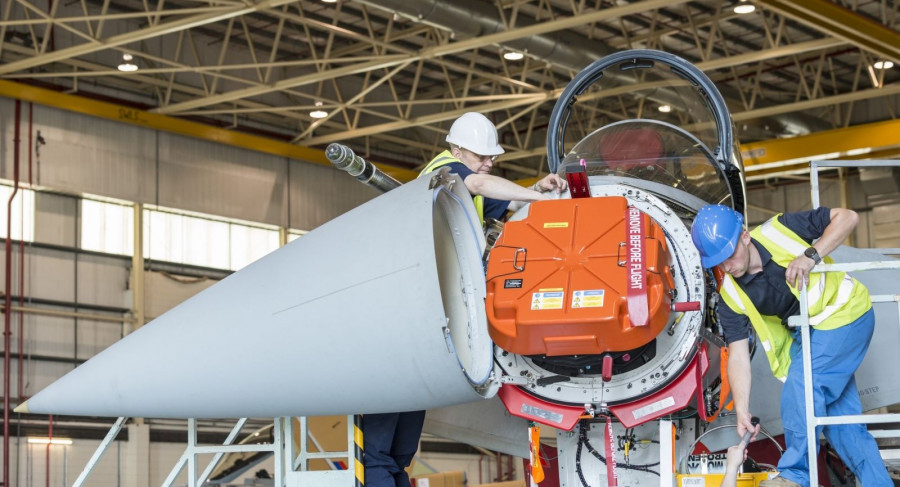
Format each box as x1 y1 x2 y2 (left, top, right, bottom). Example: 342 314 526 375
574 420 660 482
575 423 591 487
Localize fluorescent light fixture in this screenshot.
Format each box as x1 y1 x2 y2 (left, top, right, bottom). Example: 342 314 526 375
321 0 337 3
658 105 672 113
867 63 880 88
27 437 73 445
309 101 328 119
734 1 755 14
117 54 138 72
503 51 524 61
846 147 872 157
874 61 894 70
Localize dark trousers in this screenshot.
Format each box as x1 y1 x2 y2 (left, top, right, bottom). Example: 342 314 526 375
363 411 426 487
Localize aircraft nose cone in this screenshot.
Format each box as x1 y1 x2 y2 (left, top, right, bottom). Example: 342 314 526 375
23 172 496 419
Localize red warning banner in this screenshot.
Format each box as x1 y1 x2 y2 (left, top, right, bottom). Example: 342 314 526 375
626 206 649 327
605 415 618 486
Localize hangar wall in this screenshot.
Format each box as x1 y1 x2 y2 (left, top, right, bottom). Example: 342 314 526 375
0 96 382 402
0 97 391 487
0 97 380 230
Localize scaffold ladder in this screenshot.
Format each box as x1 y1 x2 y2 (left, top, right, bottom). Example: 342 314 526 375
790 159 900 487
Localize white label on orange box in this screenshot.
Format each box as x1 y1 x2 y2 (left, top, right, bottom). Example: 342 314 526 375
572 289 604 308
531 291 563 310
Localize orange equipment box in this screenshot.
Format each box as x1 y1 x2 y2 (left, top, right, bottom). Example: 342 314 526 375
485 196 674 356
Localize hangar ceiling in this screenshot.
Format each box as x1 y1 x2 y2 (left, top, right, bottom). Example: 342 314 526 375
1 0 899 179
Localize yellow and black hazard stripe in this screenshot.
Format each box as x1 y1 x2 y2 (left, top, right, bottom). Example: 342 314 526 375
354 415 365 486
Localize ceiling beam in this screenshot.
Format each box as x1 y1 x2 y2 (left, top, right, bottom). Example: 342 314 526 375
733 83 900 122
301 38 857 145
153 55 411 114
695 37 844 71
302 91 556 146
154 0 688 115
755 0 900 64
0 0 298 75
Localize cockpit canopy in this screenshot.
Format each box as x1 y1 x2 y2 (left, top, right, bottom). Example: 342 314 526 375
547 50 746 216
559 120 734 216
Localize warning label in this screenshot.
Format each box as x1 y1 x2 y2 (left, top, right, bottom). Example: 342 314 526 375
531 291 563 310
572 290 604 308
543 222 569 228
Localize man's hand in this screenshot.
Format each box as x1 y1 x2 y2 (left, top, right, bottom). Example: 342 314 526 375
785 254 816 289
783 207 860 289
724 442 748 476
533 174 568 194
735 411 759 441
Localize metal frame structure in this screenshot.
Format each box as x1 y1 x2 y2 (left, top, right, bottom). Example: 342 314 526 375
791 159 900 487
1 0 898 176
71 416 361 487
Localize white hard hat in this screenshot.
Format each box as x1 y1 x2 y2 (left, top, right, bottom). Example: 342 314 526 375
446 112 505 156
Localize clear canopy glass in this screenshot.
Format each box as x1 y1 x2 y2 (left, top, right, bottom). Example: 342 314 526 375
547 51 746 216
560 119 734 214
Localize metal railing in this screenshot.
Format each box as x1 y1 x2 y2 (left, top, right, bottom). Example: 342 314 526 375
71 416 361 487
792 159 900 487
793 260 900 487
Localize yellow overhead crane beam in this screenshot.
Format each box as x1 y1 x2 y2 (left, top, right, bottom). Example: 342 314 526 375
0 80 420 182
740 118 900 178
2 80 898 187
517 119 900 185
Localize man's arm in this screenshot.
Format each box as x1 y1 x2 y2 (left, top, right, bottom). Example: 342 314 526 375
506 173 568 211
784 208 859 288
464 173 546 202
464 173 567 206
727 338 757 439
720 442 746 487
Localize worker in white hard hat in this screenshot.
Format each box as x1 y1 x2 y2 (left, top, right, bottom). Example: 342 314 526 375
419 112 567 224
363 114 566 487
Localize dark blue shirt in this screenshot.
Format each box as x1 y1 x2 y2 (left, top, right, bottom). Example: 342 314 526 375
442 161 512 220
719 207 832 344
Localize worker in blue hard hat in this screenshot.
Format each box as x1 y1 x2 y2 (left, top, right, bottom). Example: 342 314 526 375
419 112 567 225
691 205 891 487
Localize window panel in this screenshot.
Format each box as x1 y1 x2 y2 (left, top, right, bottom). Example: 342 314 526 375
144 210 185 263
230 225 279 270
81 199 133 255
183 216 229 269
0 185 35 242
144 207 279 271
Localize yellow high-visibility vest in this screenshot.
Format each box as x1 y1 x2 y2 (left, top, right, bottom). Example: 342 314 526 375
719 214 871 380
420 150 484 224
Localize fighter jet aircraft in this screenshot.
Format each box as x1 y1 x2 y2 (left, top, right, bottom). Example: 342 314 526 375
18 49 900 486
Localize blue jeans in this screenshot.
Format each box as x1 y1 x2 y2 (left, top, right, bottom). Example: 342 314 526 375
777 308 891 486
363 411 426 487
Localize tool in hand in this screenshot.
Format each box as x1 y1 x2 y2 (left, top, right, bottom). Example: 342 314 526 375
741 416 760 445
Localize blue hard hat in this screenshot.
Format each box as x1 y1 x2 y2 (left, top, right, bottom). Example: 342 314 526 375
691 205 744 268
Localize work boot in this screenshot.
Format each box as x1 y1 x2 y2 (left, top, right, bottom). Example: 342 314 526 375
758 477 801 487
